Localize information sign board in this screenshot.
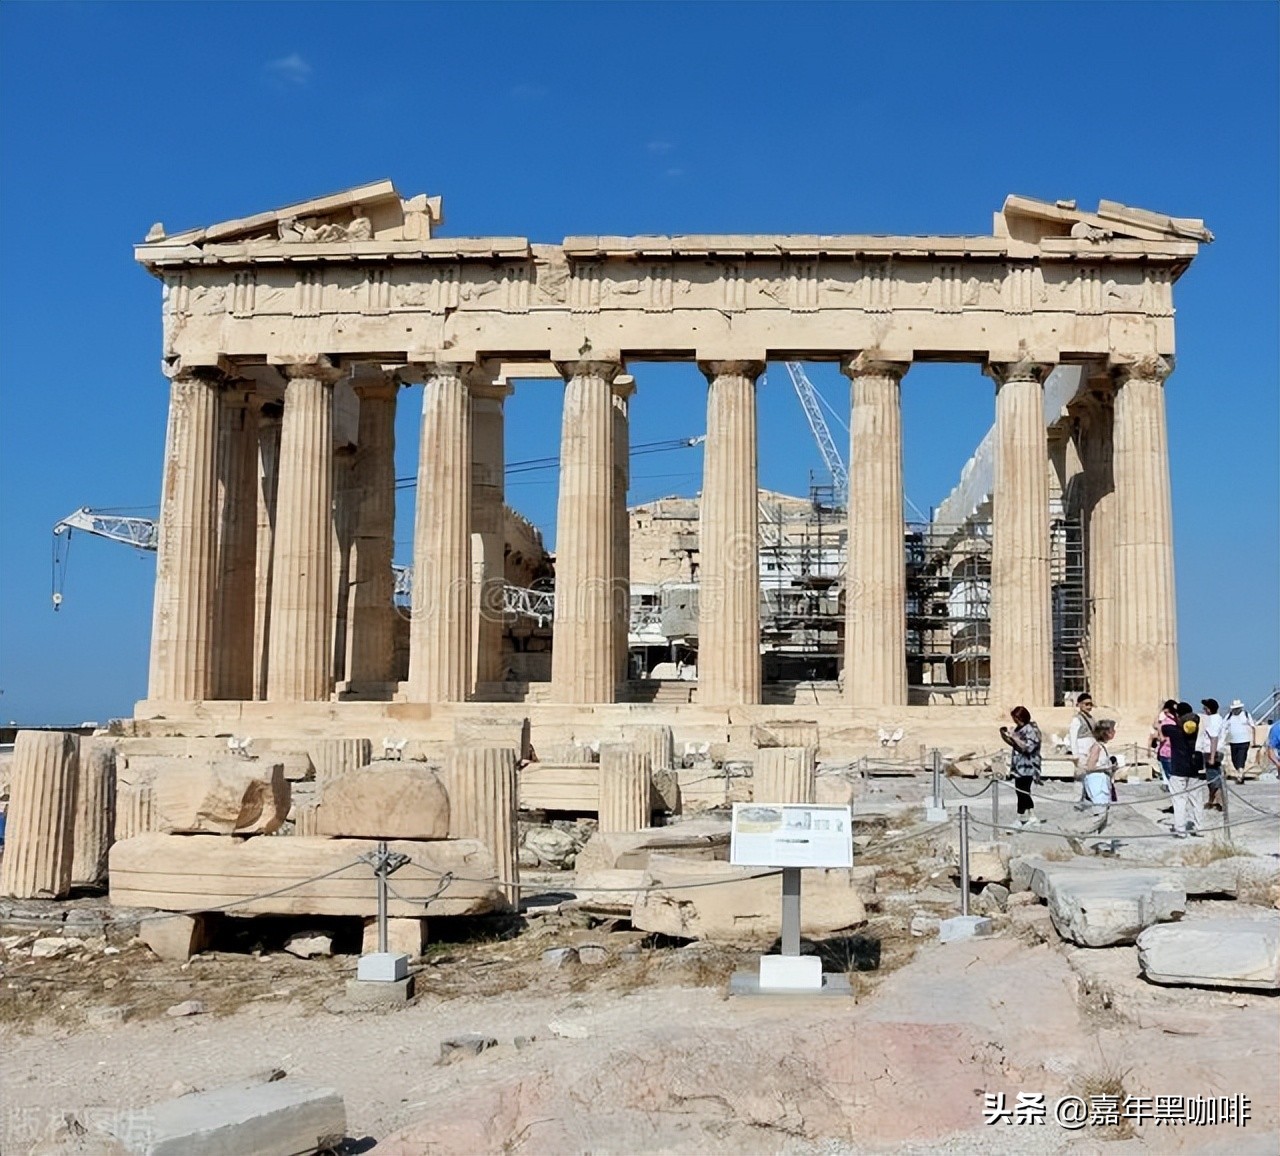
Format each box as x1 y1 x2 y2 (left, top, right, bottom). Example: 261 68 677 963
729 803 854 868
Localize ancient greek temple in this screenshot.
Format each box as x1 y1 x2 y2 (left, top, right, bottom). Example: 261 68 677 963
134 181 1209 736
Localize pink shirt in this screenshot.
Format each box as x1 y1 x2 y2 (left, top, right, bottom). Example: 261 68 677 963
1154 711 1175 758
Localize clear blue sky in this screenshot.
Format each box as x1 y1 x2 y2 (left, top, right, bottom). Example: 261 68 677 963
1 2 1276 724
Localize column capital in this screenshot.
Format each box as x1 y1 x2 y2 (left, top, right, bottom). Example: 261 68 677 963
612 374 636 401
555 358 622 383
268 354 343 384
984 356 1054 388
1110 353 1173 386
840 352 911 381
696 359 764 383
469 375 515 403
163 356 232 383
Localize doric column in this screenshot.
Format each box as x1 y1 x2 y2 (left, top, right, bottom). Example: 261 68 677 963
754 746 817 804
71 739 115 888
211 386 258 700
148 366 221 702
0 731 79 899
346 376 398 689
550 359 621 704
267 357 340 702
697 360 763 706
598 744 651 833
841 354 910 707
252 401 282 700
1111 355 1177 711
612 375 635 685
407 361 474 702
1073 383 1118 707
470 378 512 691
447 746 519 906
987 357 1055 708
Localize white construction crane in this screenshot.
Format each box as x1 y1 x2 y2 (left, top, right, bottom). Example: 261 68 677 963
51 508 159 609
784 362 848 506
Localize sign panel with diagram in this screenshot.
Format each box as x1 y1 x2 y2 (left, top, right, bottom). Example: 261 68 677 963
729 803 854 868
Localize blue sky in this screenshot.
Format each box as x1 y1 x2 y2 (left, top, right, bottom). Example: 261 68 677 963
1 1 1276 723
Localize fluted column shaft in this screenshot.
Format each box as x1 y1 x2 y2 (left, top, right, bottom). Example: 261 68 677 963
408 363 473 702
598 744 651 832
447 746 519 905
252 403 283 700
71 740 115 887
331 444 356 686
470 381 511 690
754 746 817 804
551 360 620 703
1074 387 1118 706
1 731 79 899
148 370 220 701
1112 356 1177 711
347 379 398 687
612 377 635 684
211 388 259 700
842 355 910 707
698 361 763 705
988 359 1055 708
267 360 339 702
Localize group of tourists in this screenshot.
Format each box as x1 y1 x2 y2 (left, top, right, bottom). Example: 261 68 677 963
995 692 1280 838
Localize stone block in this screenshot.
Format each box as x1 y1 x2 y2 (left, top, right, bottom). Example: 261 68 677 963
751 721 821 750
1137 916 1280 990
1046 870 1185 947
439 1034 498 1064
650 767 681 814
150 758 289 835
109 834 505 917
948 840 1010 885
939 915 993 943
315 761 448 840
814 773 856 807
99 1077 346 1156
630 854 872 943
753 746 816 804
140 914 208 962
357 951 408 981
71 740 116 888
361 917 428 956
283 931 333 958
574 818 731 872
569 869 646 915
344 976 414 1008
309 737 372 785
455 716 531 761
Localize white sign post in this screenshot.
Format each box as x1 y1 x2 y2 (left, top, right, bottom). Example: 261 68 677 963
729 803 854 996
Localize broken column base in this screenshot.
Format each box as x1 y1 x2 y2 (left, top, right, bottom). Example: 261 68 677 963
938 914 993 943
344 976 415 1008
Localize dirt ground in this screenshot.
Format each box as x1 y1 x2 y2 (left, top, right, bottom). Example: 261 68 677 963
2 776 1278 1154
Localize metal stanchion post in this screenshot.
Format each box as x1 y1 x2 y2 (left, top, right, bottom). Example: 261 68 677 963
932 749 942 809
958 803 971 917
376 839 389 954
1221 780 1232 843
991 775 1000 831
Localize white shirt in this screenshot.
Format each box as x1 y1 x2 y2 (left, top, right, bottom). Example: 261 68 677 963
1222 712 1255 743
1068 714 1095 763
1196 713 1224 754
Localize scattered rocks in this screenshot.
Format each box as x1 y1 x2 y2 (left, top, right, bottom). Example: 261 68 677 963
31 937 78 959
578 944 608 966
547 1019 591 1040
1046 870 1185 947
165 999 205 1018
86 1005 130 1026
909 913 941 938
140 914 208 963
541 947 578 968
523 826 581 869
283 932 333 959
439 1034 499 1064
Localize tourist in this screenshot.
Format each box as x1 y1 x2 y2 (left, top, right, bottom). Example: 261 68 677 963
1222 700 1255 783
1267 715 1280 774
999 706 1042 826
1069 693 1098 808
1149 699 1177 788
1081 719 1118 811
1163 702 1204 838
1197 698 1225 810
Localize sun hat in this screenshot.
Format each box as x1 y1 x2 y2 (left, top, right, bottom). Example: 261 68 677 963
1230 698 1245 709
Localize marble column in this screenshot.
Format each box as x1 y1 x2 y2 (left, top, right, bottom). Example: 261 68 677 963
211 386 258 700
550 360 620 704
0 730 79 899
1073 384 1118 707
1111 355 1178 711
841 354 910 707
697 360 763 706
252 401 283 701
447 745 519 906
267 358 340 702
407 362 473 702
331 443 357 687
754 746 817 804
598 744 651 832
148 367 221 702
71 739 115 888
612 376 635 685
346 377 398 689
470 378 511 691
987 358 1055 708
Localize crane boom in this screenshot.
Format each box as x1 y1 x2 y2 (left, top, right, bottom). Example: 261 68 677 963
53 507 159 550
784 362 848 506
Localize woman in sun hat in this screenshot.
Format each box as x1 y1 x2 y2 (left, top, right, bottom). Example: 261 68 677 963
1221 699 1255 784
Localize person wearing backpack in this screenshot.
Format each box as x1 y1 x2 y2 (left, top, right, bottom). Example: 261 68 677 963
1163 702 1204 838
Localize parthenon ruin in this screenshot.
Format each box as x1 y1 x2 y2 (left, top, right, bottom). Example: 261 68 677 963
132 181 1211 743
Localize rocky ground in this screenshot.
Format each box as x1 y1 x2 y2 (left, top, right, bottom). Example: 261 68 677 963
1 773 1277 1154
